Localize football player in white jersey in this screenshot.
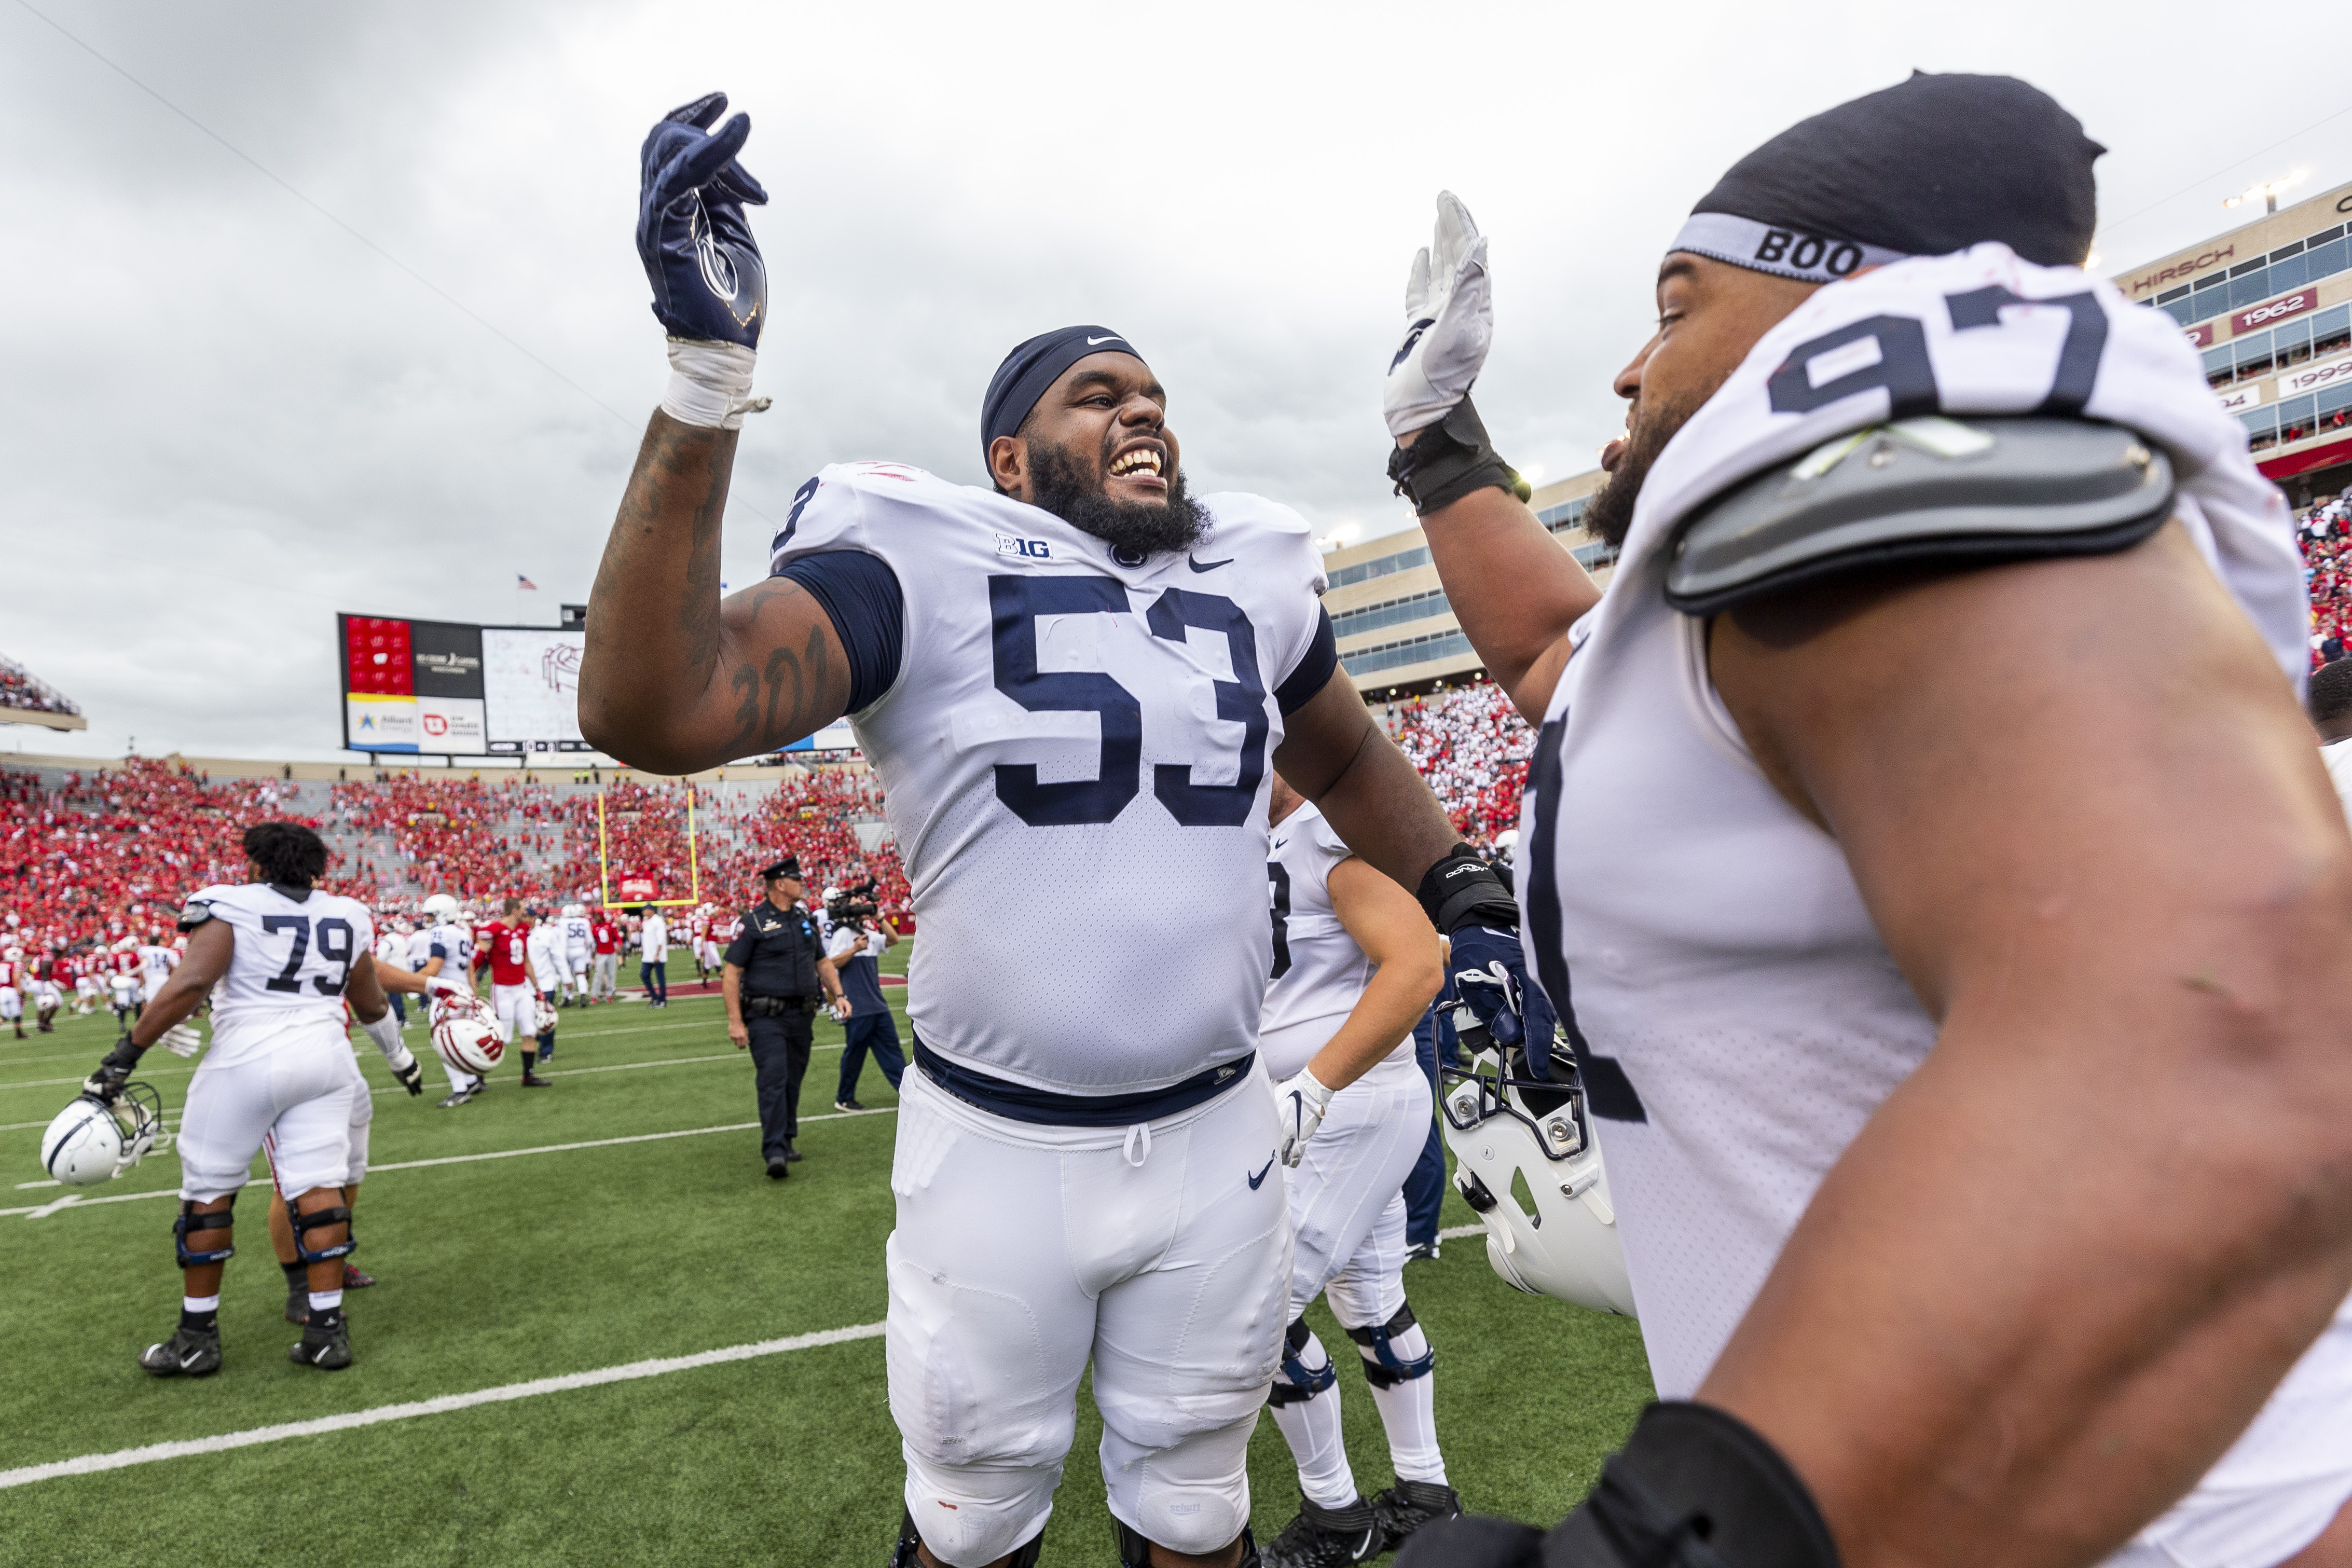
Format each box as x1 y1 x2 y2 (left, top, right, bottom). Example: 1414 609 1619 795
82 822 427 1376
0 946 21 1037
560 901 594 1005
1386 75 2352 1568
1257 773 1454 1566
524 911 566 1061
413 892 484 1105
577 97 1530 1568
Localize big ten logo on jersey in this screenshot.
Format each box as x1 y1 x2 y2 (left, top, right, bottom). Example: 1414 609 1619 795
996 534 1053 560
973 576 1269 830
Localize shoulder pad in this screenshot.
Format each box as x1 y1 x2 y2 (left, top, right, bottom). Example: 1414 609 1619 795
176 901 213 932
1663 417 2174 617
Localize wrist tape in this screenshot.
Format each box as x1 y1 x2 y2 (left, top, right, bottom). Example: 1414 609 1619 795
1386 396 1532 515
1417 843 1517 933
662 338 771 430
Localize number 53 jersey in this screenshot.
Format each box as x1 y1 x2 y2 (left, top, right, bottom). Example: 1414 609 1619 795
183 883 376 1068
772 463 1335 1097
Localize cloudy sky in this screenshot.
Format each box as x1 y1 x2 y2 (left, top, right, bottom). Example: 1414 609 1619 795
5 0 2350 763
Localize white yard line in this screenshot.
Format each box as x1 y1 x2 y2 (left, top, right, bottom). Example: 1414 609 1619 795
0 1319 888 1490
1439 1223 1485 1241
1 1106 897 1218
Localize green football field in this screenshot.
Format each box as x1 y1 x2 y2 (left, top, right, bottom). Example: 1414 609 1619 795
0 951 1652 1566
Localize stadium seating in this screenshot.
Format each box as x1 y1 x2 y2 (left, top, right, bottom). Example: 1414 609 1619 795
0 652 81 717
1382 679 1532 845
2301 495 2352 666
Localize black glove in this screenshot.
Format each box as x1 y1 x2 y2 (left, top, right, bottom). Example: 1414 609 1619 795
393 1058 425 1096
1396 1404 1838 1568
85 1032 145 1100
1416 843 1529 1051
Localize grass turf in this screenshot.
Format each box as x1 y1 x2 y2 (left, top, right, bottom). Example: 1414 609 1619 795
0 951 1651 1565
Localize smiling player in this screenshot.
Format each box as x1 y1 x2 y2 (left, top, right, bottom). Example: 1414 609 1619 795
577 94 1534 1568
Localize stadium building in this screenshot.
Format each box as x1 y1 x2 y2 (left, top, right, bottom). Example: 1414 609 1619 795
1332 471 1617 698
2121 176 2352 504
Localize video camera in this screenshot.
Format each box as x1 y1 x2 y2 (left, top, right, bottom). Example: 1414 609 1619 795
826 877 881 927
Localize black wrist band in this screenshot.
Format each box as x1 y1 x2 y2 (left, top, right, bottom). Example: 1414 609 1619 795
1386 396 1532 515
1541 1402 1839 1568
1417 843 1518 933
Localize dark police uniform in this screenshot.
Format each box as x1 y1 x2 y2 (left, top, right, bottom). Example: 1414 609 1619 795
727 888 828 1162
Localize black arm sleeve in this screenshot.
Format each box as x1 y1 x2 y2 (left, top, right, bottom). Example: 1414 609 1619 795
773 552 907 713
1273 609 1339 716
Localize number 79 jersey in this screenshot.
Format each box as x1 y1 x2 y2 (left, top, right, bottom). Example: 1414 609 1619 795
184 883 375 1068
772 462 1332 1096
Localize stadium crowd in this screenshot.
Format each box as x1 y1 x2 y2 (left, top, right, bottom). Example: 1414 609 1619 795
2300 494 2352 665
1382 680 1533 843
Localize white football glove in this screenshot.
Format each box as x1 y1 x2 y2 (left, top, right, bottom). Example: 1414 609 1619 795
1274 1066 1336 1168
1383 191 1493 440
156 1022 204 1058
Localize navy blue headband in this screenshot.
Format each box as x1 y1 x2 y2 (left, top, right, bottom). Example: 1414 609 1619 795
981 325 1140 465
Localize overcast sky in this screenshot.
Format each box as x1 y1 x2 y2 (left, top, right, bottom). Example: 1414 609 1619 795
5 0 2350 763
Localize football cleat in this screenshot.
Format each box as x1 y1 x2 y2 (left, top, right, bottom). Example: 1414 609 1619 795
834 1098 864 1113
139 1322 223 1378
1368 1481 1462 1551
1405 1241 1441 1265
342 1264 376 1289
284 1289 308 1325
1262 1495 1382 1568
435 1088 474 1109
290 1310 353 1370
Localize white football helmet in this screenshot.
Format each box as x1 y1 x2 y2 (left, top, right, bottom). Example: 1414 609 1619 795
433 1010 506 1076
561 902 584 919
1441 1044 1636 1316
532 997 559 1035
40 1085 169 1187
421 893 460 922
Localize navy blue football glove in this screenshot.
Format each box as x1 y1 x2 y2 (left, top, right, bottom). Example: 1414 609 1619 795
1448 923 1526 1052
637 92 768 348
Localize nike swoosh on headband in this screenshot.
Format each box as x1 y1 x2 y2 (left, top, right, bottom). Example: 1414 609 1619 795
1085 335 1124 346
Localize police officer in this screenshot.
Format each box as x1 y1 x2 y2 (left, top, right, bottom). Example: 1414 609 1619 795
724 856 845 1180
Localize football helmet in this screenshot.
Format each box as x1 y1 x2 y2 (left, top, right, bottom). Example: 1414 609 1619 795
1440 1043 1635 1316
433 1010 506 1076
532 997 559 1035
420 893 460 922
561 902 585 919
40 1084 169 1187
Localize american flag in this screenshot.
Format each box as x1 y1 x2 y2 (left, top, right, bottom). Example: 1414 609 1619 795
517 574 539 590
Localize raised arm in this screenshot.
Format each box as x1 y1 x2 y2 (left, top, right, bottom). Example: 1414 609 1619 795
575 93 854 776
1700 527 2352 1565
1380 195 1601 724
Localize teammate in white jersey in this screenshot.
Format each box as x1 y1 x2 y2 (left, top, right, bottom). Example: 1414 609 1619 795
0 947 21 1037
82 823 433 1377
1257 777 1453 1566
560 902 594 1005
577 97 1529 1568
412 893 484 1105
1387 75 2352 1568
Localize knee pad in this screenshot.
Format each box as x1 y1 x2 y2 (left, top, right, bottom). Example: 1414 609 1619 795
1345 1301 1435 1388
173 1198 236 1268
291 1201 356 1264
891 1508 1041 1568
1268 1316 1338 1408
900 1458 1056 1568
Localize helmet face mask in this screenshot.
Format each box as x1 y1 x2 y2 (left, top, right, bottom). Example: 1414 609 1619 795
1441 1046 1637 1317
40 1083 169 1187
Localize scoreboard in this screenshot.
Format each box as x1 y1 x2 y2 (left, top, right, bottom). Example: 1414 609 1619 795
340 614 595 758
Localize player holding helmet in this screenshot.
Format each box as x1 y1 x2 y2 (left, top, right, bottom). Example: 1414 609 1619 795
1386 74 2352 1568
84 822 432 1376
0 945 23 1037
578 95 1531 1568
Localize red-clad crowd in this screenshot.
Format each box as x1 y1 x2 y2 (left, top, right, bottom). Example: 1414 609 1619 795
1384 680 1533 844
2299 497 2352 667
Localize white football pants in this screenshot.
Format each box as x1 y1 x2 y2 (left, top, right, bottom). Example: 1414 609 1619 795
177 1030 356 1202
266 1049 374 1189
0 987 18 1021
491 983 535 1045
888 1068 1290 1567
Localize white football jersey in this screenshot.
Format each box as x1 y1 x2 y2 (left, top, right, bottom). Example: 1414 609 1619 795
1524 246 2350 1537
421 921 473 984
187 883 375 1068
772 462 1329 1095
138 944 177 989
526 923 566 985
1258 800 1409 1081
561 914 593 957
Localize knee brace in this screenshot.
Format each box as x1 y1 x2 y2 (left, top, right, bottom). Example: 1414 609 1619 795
1115 1517 1258 1568
1345 1302 1436 1388
890 1509 1040 1568
291 1202 356 1264
173 1198 236 1268
1269 1316 1338 1408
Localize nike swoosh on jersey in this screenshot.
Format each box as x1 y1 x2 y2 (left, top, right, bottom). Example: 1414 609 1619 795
1187 554 1233 573
1247 1156 1275 1189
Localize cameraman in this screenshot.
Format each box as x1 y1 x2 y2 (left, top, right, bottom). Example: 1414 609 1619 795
723 856 845 1180
826 904 903 1112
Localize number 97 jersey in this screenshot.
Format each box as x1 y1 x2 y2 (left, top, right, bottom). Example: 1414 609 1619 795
772 463 1334 1098
182 883 376 1068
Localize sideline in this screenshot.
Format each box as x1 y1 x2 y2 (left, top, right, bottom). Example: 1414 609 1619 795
0 1319 888 1490
3 1105 897 1217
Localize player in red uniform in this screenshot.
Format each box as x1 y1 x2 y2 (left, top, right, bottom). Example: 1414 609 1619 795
480 899 552 1088
589 911 620 1002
